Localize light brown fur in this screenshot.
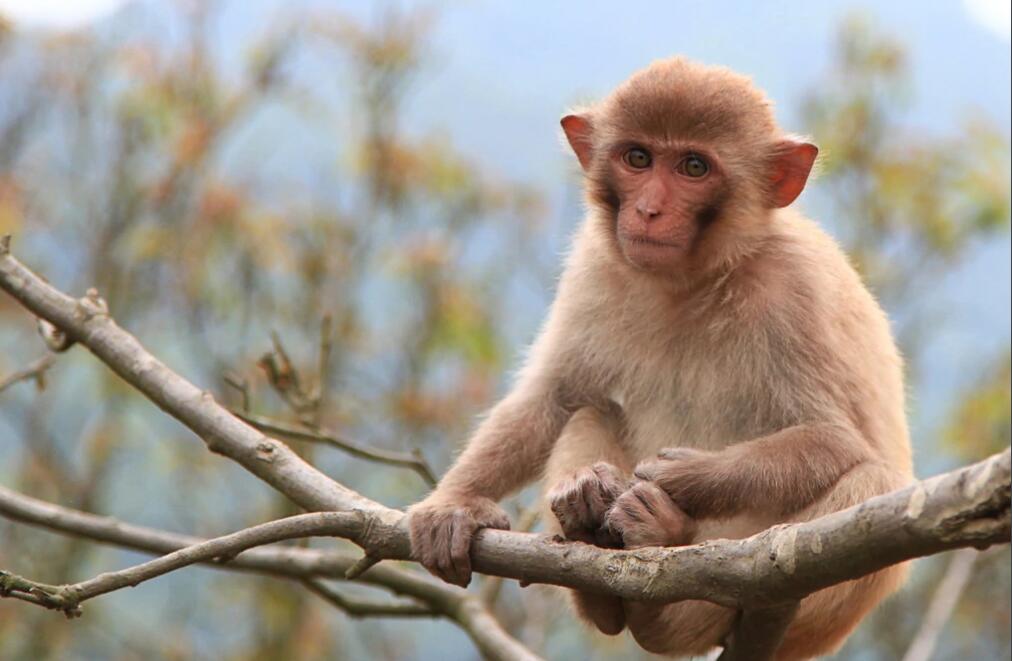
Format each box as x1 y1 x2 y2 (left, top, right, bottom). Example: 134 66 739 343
409 57 912 659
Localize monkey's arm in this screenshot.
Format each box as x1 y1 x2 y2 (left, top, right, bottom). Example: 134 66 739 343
634 423 872 519
408 379 571 587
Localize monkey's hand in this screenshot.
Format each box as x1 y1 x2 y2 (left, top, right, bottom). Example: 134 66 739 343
547 462 628 548
632 447 721 517
604 481 696 549
407 494 511 587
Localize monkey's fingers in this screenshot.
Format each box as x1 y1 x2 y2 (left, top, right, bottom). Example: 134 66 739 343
656 447 710 462
632 460 662 483
590 461 630 503
447 514 476 587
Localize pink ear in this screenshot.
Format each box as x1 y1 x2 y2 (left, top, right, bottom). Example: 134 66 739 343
561 114 594 171
769 141 818 208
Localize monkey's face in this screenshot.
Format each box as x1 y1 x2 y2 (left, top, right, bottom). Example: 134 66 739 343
561 57 818 279
604 141 727 274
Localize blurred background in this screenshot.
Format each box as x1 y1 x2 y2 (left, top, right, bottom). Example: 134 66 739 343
0 1 1008 659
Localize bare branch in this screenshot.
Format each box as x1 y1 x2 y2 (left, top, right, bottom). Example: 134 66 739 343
0 485 539 661
234 410 437 487
223 370 251 413
3 443 1005 616
259 330 316 417
901 547 981 661
304 578 434 617
313 313 334 425
345 554 382 580
0 353 56 394
0 239 383 515
0 512 357 613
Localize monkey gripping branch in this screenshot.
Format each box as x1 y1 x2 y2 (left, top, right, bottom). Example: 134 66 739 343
0 235 1009 661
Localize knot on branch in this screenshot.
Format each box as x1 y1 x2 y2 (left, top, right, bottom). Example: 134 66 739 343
0 570 82 619
37 319 75 352
75 288 109 321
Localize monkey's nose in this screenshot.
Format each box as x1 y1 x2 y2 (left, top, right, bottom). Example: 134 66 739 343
636 203 661 220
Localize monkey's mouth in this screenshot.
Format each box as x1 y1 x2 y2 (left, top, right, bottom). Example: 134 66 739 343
618 234 690 270
623 236 683 249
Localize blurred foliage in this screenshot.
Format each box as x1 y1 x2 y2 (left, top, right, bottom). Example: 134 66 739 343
944 351 1010 459
804 14 1010 316
0 5 1007 661
803 16 1011 661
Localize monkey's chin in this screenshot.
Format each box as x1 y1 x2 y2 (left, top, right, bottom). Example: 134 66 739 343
619 236 689 272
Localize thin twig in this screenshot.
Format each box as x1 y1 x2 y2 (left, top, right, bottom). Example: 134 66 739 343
0 512 354 614
303 578 433 617
901 547 980 661
313 313 334 426
222 371 251 413
0 484 540 661
345 554 382 580
259 330 315 416
0 354 56 395
234 410 437 487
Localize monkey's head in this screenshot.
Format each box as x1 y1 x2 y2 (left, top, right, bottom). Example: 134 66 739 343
562 57 818 278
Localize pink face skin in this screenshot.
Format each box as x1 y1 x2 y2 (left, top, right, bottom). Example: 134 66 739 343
608 142 726 273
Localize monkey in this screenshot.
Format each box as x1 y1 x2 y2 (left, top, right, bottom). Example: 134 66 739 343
407 57 912 660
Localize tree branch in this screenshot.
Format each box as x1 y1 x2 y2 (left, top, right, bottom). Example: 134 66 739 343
901 547 981 661
234 410 437 487
0 485 539 661
0 353 55 394
303 578 434 617
0 511 360 614
0 236 384 517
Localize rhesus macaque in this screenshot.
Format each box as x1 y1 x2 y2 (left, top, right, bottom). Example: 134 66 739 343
408 57 912 660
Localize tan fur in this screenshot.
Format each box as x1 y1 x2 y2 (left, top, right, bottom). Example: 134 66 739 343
408 57 912 659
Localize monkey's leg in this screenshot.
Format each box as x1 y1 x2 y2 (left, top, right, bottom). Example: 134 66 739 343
771 461 909 661
624 599 736 657
623 463 909 661
606 481 732 656
543 406 631 636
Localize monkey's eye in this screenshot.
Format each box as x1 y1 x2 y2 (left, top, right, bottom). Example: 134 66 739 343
678 155 710 178
623 148 652 169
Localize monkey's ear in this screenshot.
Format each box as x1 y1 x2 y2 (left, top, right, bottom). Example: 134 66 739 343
561 114 594 171
769 141 818 208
